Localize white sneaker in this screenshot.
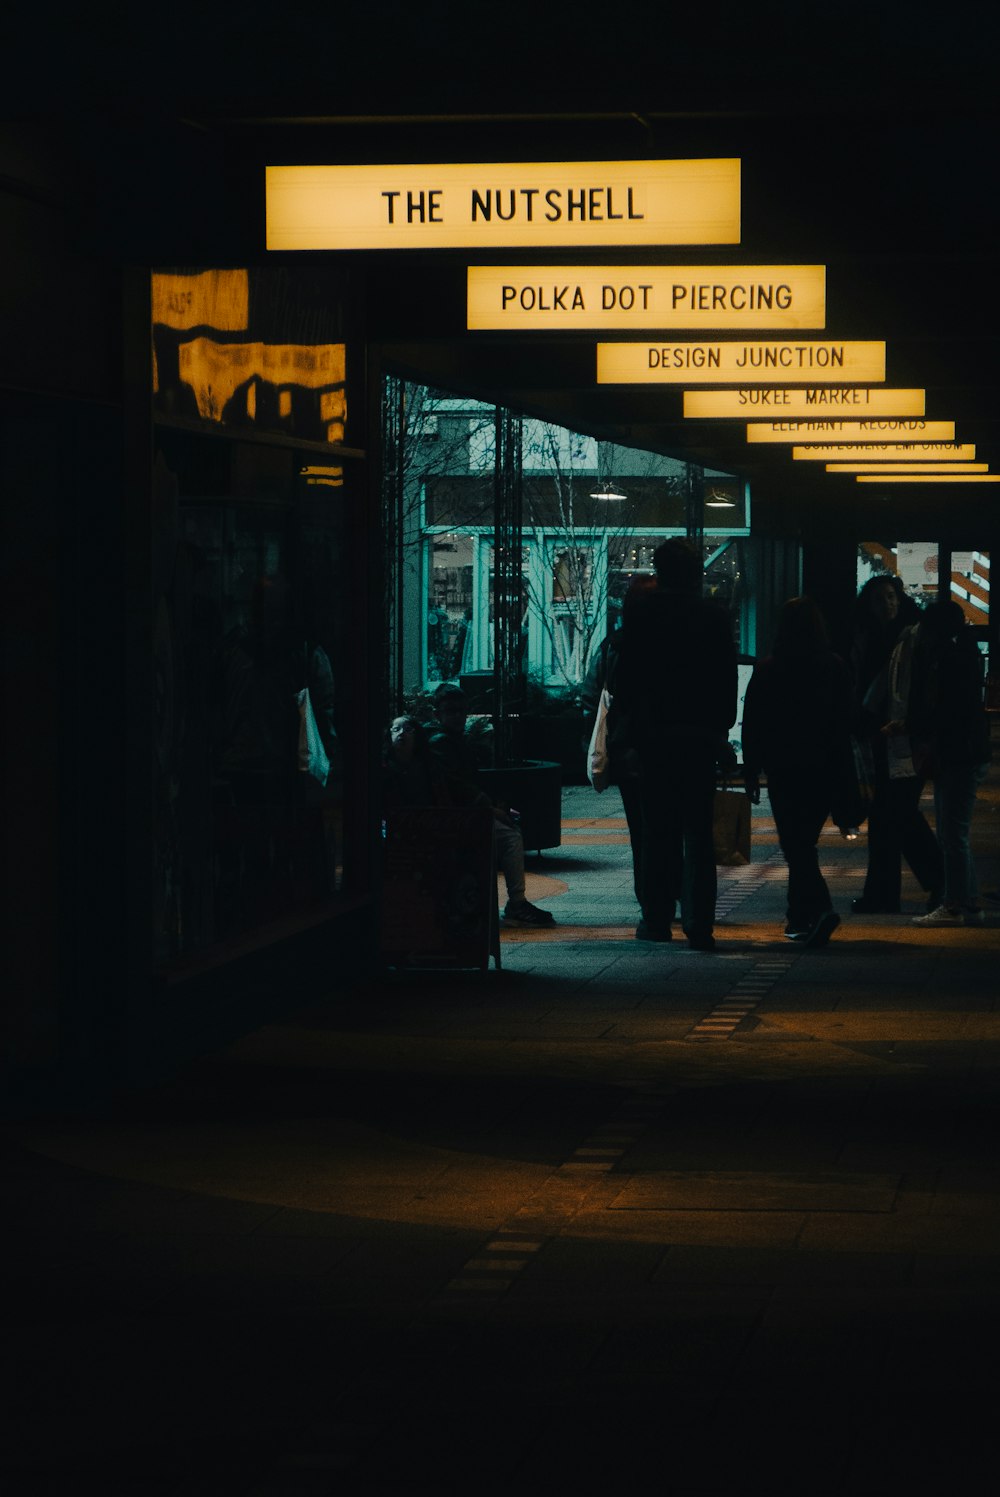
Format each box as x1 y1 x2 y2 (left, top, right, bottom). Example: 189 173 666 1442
912 905 963 927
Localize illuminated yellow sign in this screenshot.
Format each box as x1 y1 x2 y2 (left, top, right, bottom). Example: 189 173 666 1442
684 388 925 418
267 160 741 250
794 444 976 461
598 341 883 384
468 265 824 330
828 463 987 473
856 473 1000 483
747 420 955 443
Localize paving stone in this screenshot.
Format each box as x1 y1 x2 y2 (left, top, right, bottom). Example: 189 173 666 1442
4 773 1000 1492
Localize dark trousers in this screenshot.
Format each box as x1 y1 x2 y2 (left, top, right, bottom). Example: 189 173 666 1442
637 745 717 938
863 741 944 908
766 767 834 930
617 771 644 903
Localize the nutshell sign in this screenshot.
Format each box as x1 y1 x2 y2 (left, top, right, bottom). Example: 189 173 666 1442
266 160 740 250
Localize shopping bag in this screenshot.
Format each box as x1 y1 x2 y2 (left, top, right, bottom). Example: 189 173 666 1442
296 687 330 787
586 687 613 793
713 787 751 866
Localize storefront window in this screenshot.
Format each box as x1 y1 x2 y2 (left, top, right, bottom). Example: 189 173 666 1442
859 542 991 626
485 543 530 673
857 541 939 604
607 536 746 643
151 265 362 971
950 551 990 625
427 533 475 681
547 544 598 683
607 536 659 631
152 429 354 970
404 392 753 694
704 539 745 624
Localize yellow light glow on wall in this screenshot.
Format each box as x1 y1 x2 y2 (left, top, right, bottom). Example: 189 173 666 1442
856 473 1000 483
746 420 955 443
469 265 825 330
795 443 976 461
176 339 346 438
267 159 741 251
151 270 249 331
684 389 925 418
598 340 883 384
301 464 344 488
829 463 987 473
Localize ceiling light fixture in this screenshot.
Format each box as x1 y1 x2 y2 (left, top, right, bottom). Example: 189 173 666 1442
705 488 737 508
589 479 627 501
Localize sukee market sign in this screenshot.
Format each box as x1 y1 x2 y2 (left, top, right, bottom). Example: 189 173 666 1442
266 160 741 250
684 388 926 418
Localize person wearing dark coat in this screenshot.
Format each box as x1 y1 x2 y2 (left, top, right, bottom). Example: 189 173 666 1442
903 601 991 927
847 574 944 913
742 597 855 946
612 538 738 950
580 575 657 904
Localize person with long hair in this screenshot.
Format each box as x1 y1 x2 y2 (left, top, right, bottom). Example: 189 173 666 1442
848 574 944 913
742 596 855 946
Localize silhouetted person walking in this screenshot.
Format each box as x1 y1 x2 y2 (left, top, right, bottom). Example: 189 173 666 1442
848 575 943 913
742 597 855 947
612 539 738 950
903 600 991 927
580 574 657 905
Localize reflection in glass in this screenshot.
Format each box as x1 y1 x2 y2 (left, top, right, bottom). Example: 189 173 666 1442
950 551 990 625
427 534 475 682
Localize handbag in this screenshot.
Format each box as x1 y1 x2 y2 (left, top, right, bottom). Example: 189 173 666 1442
586 686 613 792
850 734 875 809
832 734 874 830
296 686 330 787
713 784 751 866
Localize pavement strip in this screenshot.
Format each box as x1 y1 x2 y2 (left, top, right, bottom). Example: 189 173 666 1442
413 867 804 1318
291 859 804 1476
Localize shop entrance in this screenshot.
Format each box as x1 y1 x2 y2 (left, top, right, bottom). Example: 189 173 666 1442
379 370 764 779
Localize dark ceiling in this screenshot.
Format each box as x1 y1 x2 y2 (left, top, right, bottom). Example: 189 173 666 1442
11 1 1000 542
239 100 1000 542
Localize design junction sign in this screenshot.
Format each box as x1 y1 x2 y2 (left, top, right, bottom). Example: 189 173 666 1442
596 341 884 384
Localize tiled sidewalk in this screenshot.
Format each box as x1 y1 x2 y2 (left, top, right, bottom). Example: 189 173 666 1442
3 774 1000 1495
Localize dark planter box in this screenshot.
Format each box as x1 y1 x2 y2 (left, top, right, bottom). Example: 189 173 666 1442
518 714 589 786
479 759 562 852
